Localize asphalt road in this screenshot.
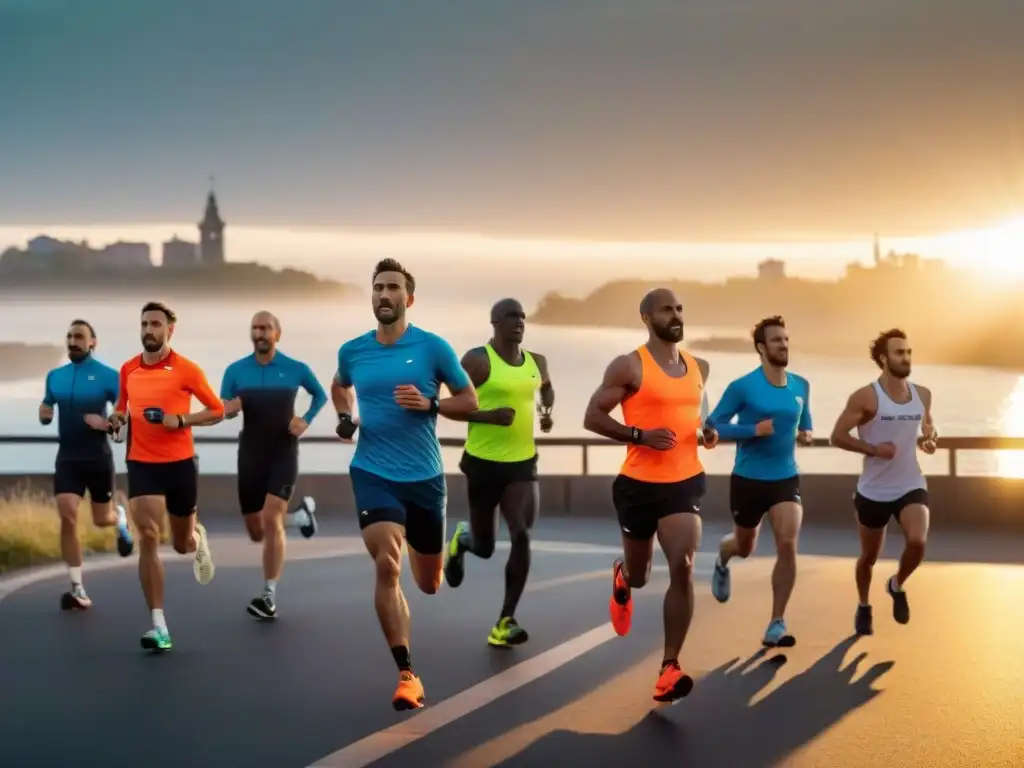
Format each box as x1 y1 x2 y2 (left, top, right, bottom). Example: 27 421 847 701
1 518 1022 768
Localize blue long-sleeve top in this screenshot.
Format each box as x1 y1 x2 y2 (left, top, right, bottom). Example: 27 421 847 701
220 351 326 451
706 367 812 480
42 355 119 460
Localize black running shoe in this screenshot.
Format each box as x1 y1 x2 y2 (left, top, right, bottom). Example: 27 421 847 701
247 593 277 620
887 577 910 624
297 496 317 539
854 604 873 635
60 586 92 611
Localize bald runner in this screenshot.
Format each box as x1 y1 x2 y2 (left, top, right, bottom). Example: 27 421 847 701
221 311 327 620
584 288 718 704
442 299 555 648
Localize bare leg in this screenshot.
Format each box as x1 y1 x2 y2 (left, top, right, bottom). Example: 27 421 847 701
767 502 802 621
657 512 703 663
497 481 539 621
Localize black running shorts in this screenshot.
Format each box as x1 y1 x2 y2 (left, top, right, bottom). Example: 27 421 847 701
126 457 198 518
612 472 706 541
53 455 115 503
854 488 929 529
459 451 538 512
237 448 298 516
729 474 802 530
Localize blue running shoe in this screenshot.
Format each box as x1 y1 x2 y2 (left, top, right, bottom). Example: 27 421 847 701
711 556 731 603
762 618 795 648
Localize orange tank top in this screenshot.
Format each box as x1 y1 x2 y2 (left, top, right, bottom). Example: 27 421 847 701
619 346 704 483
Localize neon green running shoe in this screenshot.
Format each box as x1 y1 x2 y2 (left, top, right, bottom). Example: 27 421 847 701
140 627 172 653
487 617 529 648
444 521 469 588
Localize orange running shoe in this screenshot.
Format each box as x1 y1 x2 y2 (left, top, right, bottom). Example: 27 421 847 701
392 670 425 711
609 559 633 637
653 661 694 703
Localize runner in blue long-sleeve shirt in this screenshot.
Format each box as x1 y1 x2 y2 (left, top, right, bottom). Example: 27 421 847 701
705 315 813 647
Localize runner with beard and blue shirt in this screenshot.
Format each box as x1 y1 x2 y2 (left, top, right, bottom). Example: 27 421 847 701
331 259 479 711
705 315 813 648
39 319 133 611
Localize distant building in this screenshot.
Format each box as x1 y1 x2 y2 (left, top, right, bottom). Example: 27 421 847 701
99 241 152 268
198 190 226 265
27 236 65 255
162 236 199 268
757 258 786 281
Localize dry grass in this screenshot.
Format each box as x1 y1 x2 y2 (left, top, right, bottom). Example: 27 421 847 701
0 486 168 574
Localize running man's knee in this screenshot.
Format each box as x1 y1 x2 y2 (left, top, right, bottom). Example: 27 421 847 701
508 526 530 552
667 551 696 585
775 536 798 560
857 548 879 567
474 536 496 559
374 550 402 587
905 536 927 552
244 513 264 543
734 528 759 558
171 533 193 555
413 568 441 595
90 502 115 527
56 495 80 525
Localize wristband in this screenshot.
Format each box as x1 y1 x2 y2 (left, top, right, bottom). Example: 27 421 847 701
177 414 186 429
429 397 440 415
629 426 643 444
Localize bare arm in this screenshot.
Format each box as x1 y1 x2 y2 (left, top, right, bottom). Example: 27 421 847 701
331 373 355 415
694 355 711 429
917 385 937 445
829 386 879 456
440 349 502 423
534 352 555 411
583 354 639 443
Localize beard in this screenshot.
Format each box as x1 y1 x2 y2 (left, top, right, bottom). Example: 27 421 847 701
67 347 88 362
652 320 683 342
767 351 789 367
374 303 403 325
142 335 162 352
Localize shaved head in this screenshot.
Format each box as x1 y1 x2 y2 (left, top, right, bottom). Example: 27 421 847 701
250 310 281 354
490 297 527 344
639 288 684 343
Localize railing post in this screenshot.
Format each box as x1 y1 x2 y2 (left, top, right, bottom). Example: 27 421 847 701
582 445 589 476
948 447 957 478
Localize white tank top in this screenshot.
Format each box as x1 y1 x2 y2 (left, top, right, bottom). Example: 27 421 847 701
855 380 927 502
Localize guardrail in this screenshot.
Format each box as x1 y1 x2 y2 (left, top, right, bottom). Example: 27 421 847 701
2 435 1023 478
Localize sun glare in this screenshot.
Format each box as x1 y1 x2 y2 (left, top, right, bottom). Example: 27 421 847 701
944 217 1024 279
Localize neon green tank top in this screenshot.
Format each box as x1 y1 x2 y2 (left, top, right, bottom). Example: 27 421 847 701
464 344 541 463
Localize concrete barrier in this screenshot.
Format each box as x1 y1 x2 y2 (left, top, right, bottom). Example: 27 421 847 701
3 472 1023 533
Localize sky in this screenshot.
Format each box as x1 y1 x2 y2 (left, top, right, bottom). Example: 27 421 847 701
1 0 1021 242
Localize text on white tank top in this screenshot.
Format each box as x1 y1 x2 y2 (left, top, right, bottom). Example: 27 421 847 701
855 380 927 502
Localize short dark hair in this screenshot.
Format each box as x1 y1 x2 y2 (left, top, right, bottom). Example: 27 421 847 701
752 315 785 350
69 319 96 338
141 301 177 324
870 328 907 368
372 259 415 295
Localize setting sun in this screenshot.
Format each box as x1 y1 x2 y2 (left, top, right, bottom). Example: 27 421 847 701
939 216 1024 279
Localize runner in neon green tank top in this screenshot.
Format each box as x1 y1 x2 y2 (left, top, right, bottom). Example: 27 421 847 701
442 299 555 647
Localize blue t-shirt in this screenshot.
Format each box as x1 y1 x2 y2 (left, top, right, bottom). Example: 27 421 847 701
706 368 812 481
42 355 120 460
336 325 472 483
221 351 327 450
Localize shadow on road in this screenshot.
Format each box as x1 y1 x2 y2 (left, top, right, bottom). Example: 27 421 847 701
498 635 894 768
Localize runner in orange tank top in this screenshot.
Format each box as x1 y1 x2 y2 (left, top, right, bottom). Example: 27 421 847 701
107 302 224 653
583 287 719 703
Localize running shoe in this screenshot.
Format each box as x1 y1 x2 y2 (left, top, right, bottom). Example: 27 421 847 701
297 496 318 539
247 592 277 620
887 576 910 624
140 627 172 653
443 521 469 589
854 604 874 636
192 521 215 585
487 617 529 647
392 671 425 711
114 499 134 557
60 585 92 611
609 559 633 636
762 618 796 647
711 555 731 603
653 661 694 703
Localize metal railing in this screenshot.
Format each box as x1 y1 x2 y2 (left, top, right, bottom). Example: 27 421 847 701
2 435 1024 477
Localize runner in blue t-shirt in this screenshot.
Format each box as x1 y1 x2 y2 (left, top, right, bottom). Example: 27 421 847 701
705 315 813 647
331 259 479 711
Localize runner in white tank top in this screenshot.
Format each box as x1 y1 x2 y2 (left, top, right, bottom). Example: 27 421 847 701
830 329 937 637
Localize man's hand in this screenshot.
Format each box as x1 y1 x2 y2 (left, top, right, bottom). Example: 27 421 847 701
872 442 897 459
701 425 719 449
538 406 553 433
640 427 677 451
488 407 516 427
797 430 814 447
224 398 242 419
83 413 109 431
336 413 358 442
394 384 432 412
288 417 309 437
161 412 184 430
755 419 774 437
38 404 54 425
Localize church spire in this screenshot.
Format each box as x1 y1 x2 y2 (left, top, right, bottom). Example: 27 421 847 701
198 178 225 265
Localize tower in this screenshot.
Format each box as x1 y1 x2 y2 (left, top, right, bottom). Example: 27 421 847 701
198 183 225 265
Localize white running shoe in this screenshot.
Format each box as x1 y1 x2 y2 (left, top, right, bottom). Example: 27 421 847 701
192 521 215 585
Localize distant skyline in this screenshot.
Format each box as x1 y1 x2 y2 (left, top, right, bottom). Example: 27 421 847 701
1 1 1021 240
